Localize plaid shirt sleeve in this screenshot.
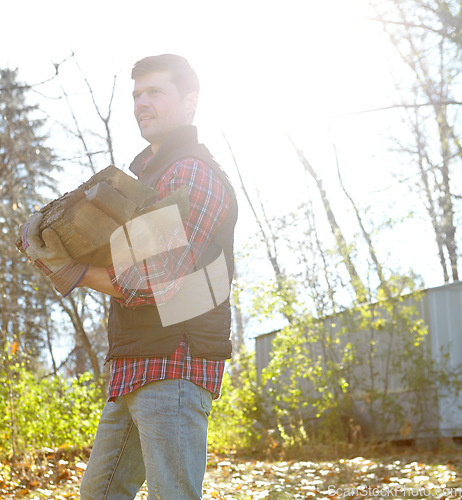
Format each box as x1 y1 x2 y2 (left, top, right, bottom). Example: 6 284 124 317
107 158 231 308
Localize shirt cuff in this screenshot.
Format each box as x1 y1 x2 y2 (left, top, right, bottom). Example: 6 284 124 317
50 261 89 297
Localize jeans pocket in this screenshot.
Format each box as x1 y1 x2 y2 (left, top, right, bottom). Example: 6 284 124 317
199 386 213 417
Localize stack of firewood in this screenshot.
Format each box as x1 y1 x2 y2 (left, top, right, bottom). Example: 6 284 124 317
16 165 189 266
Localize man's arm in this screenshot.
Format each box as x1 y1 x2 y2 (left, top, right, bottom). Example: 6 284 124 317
21 160 228 304
78 266 124 298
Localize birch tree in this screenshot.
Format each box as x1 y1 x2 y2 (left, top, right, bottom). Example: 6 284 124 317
370 0 462 282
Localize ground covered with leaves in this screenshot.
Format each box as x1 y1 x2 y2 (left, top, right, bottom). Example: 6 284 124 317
1 446 462 499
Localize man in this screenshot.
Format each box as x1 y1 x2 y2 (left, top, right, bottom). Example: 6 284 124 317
22 54 238 499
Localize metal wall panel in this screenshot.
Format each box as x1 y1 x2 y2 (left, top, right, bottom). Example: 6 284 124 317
426 282 462 436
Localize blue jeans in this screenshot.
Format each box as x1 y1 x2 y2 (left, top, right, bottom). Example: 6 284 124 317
80 379 213 499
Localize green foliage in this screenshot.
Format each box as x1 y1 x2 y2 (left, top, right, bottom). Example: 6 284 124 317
208 348 263 454
261 279 462 450
0 342 266 460
0 345 103 460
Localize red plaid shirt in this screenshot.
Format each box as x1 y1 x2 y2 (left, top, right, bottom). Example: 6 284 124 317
107 157 230 400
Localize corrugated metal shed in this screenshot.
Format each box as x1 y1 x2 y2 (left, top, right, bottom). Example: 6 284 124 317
255 281 462 440
422 282 462 437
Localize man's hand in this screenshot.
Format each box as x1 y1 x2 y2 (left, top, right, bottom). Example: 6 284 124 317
22 213 71 274
22 212 89 297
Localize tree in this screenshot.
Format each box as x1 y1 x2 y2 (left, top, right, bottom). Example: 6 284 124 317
51 58 118 376
288 139 368 304
0 65 108 379
369 0 462 282
0 68 60 365
223 134 297 330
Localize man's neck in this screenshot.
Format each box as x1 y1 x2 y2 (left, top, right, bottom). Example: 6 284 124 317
149 126 195 156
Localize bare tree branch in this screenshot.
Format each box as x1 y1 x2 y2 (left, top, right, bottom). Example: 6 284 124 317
0 52 75 91
332 140 393 295
287 134 367 303
222 132 294 322
364 16 456 39
39 347 79 380
74 60 117 165
60 85 97 174
330 99 462 118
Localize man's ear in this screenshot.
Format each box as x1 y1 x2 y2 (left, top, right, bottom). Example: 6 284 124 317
184 91 199 117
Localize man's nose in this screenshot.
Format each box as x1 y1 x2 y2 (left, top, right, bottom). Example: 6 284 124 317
135 92 149 110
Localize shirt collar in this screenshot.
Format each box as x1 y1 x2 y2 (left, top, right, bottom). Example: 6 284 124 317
129 125 199 178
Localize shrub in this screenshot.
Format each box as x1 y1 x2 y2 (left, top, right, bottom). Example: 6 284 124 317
208 348 263 454
0 353 103 460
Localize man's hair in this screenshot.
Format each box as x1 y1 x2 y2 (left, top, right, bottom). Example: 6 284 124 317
131 54 200 97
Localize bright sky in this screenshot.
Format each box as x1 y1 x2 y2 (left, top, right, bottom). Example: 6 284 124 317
1 0 445 295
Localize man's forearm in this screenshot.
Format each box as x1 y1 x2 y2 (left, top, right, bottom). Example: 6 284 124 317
78 266 124 298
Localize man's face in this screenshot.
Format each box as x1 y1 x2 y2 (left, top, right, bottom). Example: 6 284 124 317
133 71 197 151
